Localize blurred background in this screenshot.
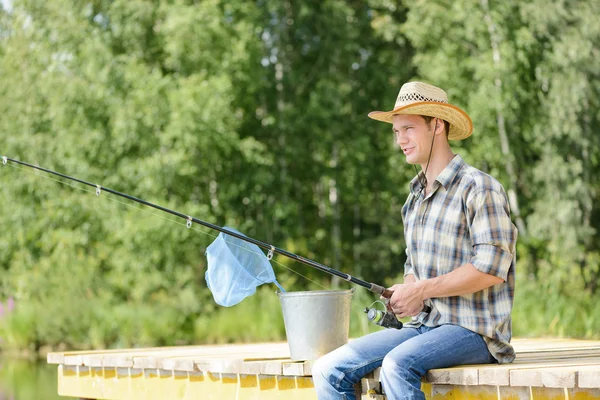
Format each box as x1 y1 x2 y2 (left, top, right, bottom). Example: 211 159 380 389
0 0 598 397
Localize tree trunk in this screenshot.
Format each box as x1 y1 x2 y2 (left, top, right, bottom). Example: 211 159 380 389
329 143 341 288
480 0 527 237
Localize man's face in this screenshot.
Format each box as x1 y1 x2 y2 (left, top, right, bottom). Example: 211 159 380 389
392 114 434 165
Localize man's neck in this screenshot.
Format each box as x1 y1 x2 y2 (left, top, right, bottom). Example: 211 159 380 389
420 148 455 194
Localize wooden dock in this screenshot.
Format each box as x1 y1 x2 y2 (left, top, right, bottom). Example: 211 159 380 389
47 338 600 399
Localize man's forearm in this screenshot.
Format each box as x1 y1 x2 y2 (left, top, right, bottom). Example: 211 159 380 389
417 263 504 300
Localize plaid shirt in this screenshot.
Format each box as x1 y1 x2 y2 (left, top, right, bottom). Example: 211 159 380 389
402 154 517 363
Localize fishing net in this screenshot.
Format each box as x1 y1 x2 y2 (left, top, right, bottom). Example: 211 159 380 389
205 227 285 307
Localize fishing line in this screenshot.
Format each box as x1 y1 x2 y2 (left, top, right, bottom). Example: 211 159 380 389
4 156 413 329
3 156 385 294
3 160 328 290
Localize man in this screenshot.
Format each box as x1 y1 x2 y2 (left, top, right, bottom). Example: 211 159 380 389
312 81 517 400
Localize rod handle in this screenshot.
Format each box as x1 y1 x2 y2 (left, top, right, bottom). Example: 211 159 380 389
369 283 393 298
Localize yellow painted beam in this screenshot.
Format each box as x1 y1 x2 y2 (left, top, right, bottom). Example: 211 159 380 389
431 384 499 399
427 385 600 400
57 365 318 400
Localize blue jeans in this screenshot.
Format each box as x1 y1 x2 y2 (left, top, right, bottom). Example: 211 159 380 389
312 324 496 400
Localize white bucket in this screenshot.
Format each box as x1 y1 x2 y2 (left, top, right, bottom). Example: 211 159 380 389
278 289 354 361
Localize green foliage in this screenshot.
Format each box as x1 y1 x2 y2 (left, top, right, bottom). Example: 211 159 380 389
400 0 600 337
0 0 599 354
513 272 600 338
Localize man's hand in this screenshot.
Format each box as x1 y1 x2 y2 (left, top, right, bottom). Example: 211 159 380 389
387 282 425 318
383 265 505 317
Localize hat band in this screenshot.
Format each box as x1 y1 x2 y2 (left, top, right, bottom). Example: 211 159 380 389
397 92 447 104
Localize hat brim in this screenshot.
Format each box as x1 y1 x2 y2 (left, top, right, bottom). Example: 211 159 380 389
368 102 473 141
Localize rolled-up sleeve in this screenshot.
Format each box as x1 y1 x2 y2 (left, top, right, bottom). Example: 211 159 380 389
468 189 518 280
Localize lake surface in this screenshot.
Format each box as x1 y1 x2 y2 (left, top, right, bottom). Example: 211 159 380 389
0 359 65 400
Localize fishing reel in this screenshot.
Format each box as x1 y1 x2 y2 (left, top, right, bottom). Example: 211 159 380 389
364 300 403 330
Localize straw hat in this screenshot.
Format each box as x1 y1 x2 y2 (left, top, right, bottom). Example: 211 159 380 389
368 82 473 140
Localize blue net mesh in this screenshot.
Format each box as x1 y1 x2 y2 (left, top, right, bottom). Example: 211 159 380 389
205 227 285 307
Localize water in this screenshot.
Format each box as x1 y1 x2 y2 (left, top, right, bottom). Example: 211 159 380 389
0 359 65 400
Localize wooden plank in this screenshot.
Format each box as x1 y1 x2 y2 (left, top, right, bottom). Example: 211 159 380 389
261 359 286 375
136 342 290 371
62 355 83 366
512 338 600 350
510 366 574 388
372 368 381 382
100 353 138 368
426 366 479 385
164 354 245 372
95 347 209 368
512 338 600 361
48 344 200 365
162 355 197 372
515 350 600 362
48 345 168 364
182 355 298 376
540 367 577 388
164 354 264 373
579 367 600 388
508 364 600 389
130 345 251 369
240 360 264 375
517 357 600 365
304 360 314 376
478 357 600 386
361 378 381 394
145 342 289 369
282 362 306 376
241 357 308 375
209 358 245 374
478 364 511 386
50 341 290 366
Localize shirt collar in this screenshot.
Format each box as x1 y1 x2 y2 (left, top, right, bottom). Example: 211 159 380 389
410 154 465 196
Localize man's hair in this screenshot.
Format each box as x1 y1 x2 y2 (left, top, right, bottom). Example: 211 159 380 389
422 115 450 137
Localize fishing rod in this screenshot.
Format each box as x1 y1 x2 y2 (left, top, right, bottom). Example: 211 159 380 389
1 156 395 300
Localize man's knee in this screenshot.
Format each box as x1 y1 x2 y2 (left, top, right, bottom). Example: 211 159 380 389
311 356 329 382
381 351 424 379
312 354 340 385
311 352 354 391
